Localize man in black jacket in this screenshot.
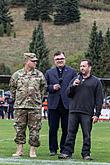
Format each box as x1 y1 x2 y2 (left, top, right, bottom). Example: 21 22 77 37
59 59 103 160
45 51 77 156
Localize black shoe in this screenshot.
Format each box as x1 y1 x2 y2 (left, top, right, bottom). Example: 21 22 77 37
58 153 71 159
50 151 57 156
83 156 93 160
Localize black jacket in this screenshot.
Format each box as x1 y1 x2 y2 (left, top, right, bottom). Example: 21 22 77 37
45 66 77 109
67 75 103 117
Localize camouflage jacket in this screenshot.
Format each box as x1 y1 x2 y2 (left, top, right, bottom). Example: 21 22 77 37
9 68 46 109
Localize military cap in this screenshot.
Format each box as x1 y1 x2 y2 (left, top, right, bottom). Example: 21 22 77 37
24 53 38 61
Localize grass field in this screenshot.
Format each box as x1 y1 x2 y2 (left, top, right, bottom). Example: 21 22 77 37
0 119 110 165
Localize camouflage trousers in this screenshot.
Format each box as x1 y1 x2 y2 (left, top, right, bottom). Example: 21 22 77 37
13 108 42 147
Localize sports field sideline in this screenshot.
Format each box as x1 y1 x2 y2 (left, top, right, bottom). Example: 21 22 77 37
0 158 110 165
0 120 110 164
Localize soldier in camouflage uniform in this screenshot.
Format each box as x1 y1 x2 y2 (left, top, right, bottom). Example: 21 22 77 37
10 53 46 158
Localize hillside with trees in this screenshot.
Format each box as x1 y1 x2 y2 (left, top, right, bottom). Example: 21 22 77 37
0 6 110 75
80 0 110 11
0 0 13 36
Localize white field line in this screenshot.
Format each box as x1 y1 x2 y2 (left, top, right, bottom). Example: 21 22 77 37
0 158 110 165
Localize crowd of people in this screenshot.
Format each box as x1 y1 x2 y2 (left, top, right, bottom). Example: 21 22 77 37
0 51 106 160
0 91 14 119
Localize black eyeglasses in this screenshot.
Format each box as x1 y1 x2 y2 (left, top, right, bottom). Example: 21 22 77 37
55 58 65 61
30 60 37 63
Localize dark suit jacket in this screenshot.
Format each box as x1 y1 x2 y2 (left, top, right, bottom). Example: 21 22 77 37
45 66 77 109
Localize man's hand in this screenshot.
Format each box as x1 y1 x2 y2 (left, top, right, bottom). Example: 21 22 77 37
92 116 98 124
73 79 80 86
53 84 61 91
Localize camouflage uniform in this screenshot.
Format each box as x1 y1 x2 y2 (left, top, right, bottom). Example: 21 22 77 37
10 68 46 147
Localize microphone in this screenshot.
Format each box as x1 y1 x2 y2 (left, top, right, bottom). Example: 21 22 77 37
73 73 81 86
76 72 82 80
77 74 81 81
76 73 85 85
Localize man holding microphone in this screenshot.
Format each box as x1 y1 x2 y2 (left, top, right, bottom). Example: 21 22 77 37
45 51 77 156
59 59 103 160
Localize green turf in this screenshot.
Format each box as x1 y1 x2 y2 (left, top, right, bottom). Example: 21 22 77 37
0 119 110 164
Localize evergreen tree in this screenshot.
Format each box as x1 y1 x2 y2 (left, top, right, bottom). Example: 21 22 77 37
96 30 104 72
0 63 11 75
29 22 51 73
13 31 16 38
99 30 110 77
24 0 52 21
85 21 103 76
0 0 13 34
11 0 26 5
98 30 104 49
0 62 11 90
105 28 110 46
29 26 37 51
0 23 4 37
24 0 39 21
6 23 11 36
103 0 110 4
38 0 52 21
54 0 80 25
